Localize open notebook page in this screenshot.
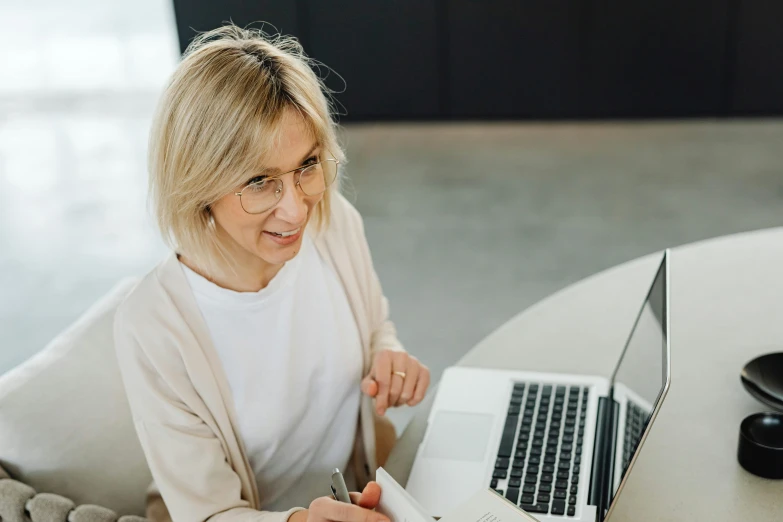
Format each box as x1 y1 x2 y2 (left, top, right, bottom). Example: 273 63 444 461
375 468 540 522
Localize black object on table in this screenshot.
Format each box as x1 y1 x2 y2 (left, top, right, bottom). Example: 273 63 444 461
737 412 783 479
741 352 783 411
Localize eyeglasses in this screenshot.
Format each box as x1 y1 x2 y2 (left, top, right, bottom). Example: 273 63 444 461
235 155 339 214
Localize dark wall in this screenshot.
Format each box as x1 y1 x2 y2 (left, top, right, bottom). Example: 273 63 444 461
170 0 783 120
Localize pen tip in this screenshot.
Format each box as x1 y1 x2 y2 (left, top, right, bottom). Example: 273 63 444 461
332 468 340 474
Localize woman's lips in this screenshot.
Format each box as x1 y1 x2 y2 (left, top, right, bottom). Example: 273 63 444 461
262 227 302 246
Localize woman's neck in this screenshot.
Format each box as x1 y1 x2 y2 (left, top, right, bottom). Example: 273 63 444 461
180 253 284 293
179 227 285 293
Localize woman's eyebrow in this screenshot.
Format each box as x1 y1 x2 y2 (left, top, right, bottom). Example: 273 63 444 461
257 144 319 176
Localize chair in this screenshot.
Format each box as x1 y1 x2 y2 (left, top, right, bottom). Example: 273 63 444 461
0 279 151 521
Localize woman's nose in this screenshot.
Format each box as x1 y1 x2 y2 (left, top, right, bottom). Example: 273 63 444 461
274 175 308 223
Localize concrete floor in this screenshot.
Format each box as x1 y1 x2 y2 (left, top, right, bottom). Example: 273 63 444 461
2 0 782 432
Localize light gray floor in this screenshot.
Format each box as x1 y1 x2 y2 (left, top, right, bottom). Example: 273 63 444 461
1 0 782 433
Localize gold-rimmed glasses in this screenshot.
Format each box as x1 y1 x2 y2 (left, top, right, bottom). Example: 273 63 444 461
235 155 339 214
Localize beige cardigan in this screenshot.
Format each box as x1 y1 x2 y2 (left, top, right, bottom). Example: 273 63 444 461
114 193 405 522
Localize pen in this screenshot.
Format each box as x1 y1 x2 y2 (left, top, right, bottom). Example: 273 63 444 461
331 468 352 503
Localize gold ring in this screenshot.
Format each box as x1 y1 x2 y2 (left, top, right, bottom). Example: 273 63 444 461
393 371 407 379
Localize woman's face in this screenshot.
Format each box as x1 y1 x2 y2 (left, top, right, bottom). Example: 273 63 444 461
210 111 324 269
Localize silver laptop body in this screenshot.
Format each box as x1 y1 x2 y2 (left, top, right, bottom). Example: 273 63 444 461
406 251 671 522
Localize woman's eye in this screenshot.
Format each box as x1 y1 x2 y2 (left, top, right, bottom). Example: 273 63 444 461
303 156 318 167
247 176 266 185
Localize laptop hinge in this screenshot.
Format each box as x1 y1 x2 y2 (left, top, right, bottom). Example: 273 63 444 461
587 396 619 521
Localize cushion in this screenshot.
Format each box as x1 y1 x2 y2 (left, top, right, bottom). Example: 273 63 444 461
0 278 151 517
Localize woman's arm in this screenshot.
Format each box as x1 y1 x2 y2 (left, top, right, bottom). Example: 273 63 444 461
114 316 303 522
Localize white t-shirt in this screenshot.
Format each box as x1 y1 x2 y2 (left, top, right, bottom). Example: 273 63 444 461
181 233 363 511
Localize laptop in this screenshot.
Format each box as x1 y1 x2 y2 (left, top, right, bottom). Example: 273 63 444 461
406 250 671 522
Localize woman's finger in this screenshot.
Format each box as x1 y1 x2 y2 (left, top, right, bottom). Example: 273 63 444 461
310 496 388 522
348 482 380 508
361 376 378 397
358 481 381 509
397 357 420 406
374 351 392 415
409 364 430 406
388 353 407 408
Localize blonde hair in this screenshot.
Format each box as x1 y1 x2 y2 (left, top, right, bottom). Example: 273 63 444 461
148 23 345 279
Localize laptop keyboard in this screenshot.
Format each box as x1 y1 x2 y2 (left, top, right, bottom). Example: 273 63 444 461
491 382 588 518
622 400 648 471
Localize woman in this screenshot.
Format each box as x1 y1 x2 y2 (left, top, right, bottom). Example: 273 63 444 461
114 23 430 522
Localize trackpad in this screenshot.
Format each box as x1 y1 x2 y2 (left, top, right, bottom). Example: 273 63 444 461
422 411 494 462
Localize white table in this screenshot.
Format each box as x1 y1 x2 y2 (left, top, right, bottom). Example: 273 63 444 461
385 228 783 521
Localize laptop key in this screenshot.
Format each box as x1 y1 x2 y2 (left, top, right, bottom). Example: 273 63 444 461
520 494 535 504
523 484 536 494
551 499 566 515
569 495 577 505
571 476 579 484
524 475 538 484
544 455 556 464
555 480 568 490
570 484 578 494
543 464 555 473
506 488 520 503
495 457 510 469
553 491 567 501
521 504 549 514
495 489 504 496
557 471 569 480
541 474 553 483
498 425 517 458
527 466 540 475
529 455 541 465
511 469 523 478
568 506 576 517
490 478 498 488
530 447 542 456
513 458 525 468
539 483 552 493
493 469 507 479
509 478 522 488
536 494 550 504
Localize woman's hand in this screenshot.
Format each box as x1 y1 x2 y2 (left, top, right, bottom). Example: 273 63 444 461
292 481 389 522
361 350 430 416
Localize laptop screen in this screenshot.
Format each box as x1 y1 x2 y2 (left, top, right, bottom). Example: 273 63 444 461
608 253 669 497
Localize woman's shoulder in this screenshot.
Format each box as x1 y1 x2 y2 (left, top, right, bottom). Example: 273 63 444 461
114 253 182 341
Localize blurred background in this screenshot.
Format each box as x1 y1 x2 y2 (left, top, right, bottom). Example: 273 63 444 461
1 0 782 432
